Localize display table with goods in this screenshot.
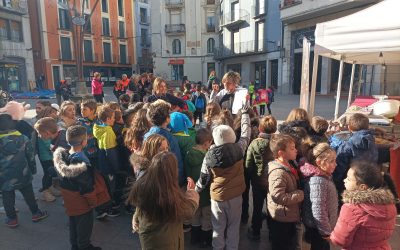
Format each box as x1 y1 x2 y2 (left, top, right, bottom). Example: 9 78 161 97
332 95 400 195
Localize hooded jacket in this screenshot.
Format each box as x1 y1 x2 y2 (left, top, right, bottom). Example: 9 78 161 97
54 148 99 216
91 78 103 95
195 113 250 201
267 160 304 223
330 188 396 250
93 124 120 175
300 162 338 236
245 133 274 190
0 130 36 191
333 129 378 193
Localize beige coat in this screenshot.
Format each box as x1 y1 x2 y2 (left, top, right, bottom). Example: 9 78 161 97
133 190 199 250
267 160 304 222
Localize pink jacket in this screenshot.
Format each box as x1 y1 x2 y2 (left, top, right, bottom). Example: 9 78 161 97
330 188 396 250
91 78 103 95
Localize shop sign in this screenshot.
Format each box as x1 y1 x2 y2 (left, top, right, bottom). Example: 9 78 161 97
168 59 184 65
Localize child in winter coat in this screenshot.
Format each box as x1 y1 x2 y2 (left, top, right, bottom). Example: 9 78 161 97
195 104 251 250
78 100 99 169
330 161 397 250
53 125 108 250
267 134 304 250
169 111 195 165
333 113 378 196
191 85 207 124
185 128 213 247
128 152 199 250
300 142 338 250
245 115 277 240
0 114 48 228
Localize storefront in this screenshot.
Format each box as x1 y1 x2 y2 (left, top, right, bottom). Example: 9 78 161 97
83 66 132 86
0 57 27 92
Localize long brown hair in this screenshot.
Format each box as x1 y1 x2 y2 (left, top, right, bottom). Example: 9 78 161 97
286 108 309 123
141 134 168 160
124 109 151 151
205 102 221 129
217 109 234 128
127 152 194 223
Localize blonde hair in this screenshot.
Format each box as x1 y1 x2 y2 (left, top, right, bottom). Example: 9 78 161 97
152 77 167 94
141 134 168 160
94 72 101 78
286 108 309 123
222 71 241 86
34 117 58 134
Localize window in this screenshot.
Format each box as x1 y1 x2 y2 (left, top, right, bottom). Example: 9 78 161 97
207 38 215 54
60 37 72 60
10 21 22 42
101 0 108 13
118 0 124 16
172 65 183 81
232 30 239 53
84 40 93 62
59 8 70 30
119 21 125 38
0 18 8 40
141 29 148 46
102 17 110 36
206 15 215 32
103 42 111 63
140 8 147 23
231 1 239 21
84 14 91 33
255 0 265 16
172 39 181 54
84 0 89 9
58 0 67 4
120 44 127 64
207 63 215 77
255 21 264 51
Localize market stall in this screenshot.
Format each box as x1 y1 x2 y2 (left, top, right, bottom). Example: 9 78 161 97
308 0 400 194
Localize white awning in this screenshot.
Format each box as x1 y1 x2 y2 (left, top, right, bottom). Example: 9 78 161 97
314 0 400 65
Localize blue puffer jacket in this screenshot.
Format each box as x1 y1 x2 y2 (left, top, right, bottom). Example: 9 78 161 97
0 131 36 191
332 129 378 193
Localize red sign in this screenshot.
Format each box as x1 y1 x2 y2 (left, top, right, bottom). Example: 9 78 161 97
168 59 184 65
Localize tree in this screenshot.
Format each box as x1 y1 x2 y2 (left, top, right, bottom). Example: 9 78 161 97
62 0 100 81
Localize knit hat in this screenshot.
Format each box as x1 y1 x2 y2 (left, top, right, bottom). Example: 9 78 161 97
212 125 236 146
168 111 192 134
0 101 30 121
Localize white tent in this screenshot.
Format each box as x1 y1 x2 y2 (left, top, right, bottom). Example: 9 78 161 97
308 0 400 118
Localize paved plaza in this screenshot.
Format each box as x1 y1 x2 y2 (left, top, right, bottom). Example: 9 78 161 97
1 88 399 249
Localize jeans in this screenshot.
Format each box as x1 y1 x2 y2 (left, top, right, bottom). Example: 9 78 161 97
93 94 103 103
70 210 94 250
251 187 267 233
2 184 39 219
259 104 266 116
267 103 272 114
211 196 242 250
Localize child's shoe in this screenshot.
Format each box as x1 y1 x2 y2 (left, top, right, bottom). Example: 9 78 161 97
40 189 56 202
50 186 62 197
32 210 48 222
5 217 18 228
106 208 121 218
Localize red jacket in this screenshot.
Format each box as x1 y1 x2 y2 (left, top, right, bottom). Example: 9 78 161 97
330 188 396 250
91 78 103 95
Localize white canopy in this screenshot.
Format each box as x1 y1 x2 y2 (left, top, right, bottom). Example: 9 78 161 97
314 0 400 65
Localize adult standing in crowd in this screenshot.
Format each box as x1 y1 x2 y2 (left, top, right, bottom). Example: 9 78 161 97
139 73 152 102
91 72 104 103
214 71 241 113
147 77 185 110
127 74 141 97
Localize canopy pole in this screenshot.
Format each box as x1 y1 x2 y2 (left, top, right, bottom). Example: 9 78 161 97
357 65 364 96
347 64 356 108
309 53 319 117
334 60 344 120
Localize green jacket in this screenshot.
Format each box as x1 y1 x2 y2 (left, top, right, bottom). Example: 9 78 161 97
174 133 195 169
245 133 274 190
185 146 211 207
134 190 199 250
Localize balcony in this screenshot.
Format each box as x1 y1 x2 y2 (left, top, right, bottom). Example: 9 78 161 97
220 10 249 30
280 0 302 9
0 2 28 15
165 24 185 35
206 24 216 33
165 0 184 9
213 40 280 60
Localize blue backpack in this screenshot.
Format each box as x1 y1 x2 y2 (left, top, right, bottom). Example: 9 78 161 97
195 95 205 109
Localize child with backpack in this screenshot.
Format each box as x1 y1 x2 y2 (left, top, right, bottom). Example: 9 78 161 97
0 114 48 228
191 85 207 125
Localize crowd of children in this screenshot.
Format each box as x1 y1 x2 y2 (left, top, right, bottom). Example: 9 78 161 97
0 70 398 250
